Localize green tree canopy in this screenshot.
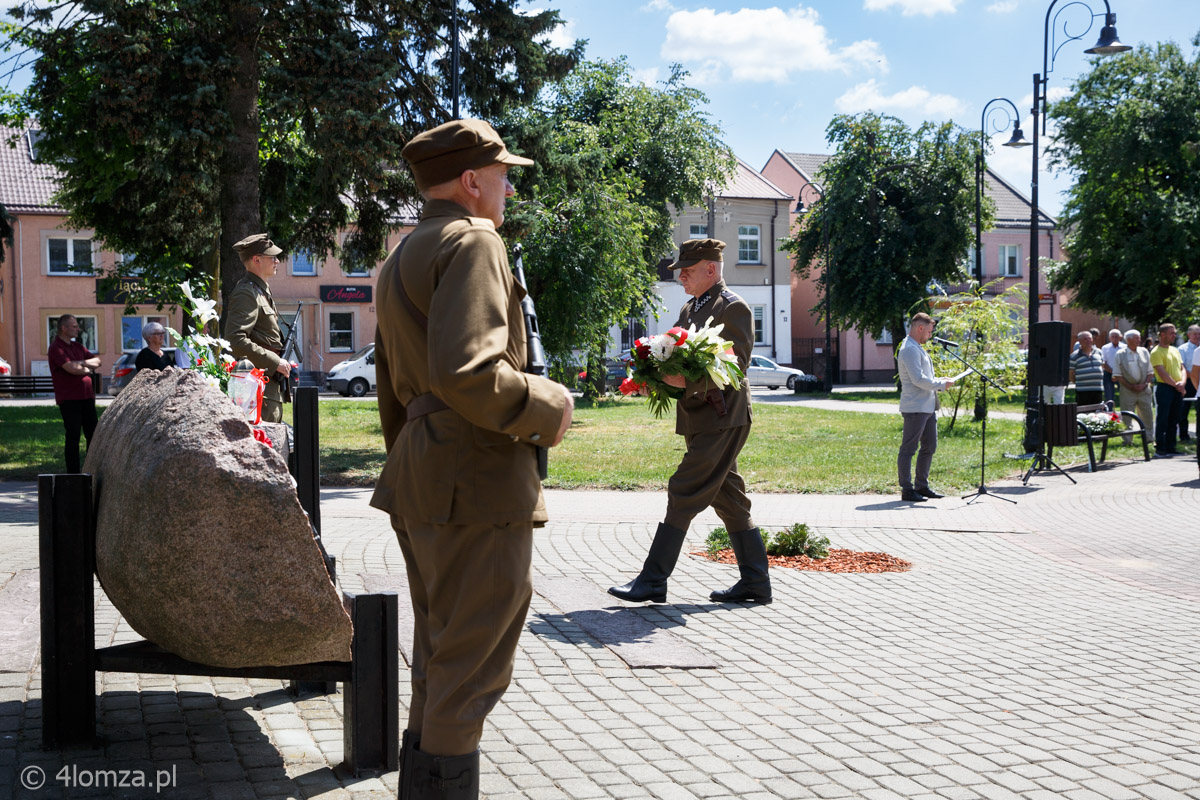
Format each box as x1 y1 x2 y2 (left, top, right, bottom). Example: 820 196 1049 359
2 0 581 310
502 58 735 379
1047 35 1200 327
781 113 981 342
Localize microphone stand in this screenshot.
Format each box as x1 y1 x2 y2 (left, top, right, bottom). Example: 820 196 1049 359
937 342 1016 505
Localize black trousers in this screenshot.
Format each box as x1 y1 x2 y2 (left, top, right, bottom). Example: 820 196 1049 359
1180 377 1196 438
58 398 98 473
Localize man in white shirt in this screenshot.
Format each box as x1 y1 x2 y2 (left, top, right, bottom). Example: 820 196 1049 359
896 312 955 502
1113 329 1154 446
1176 324 1199 443
1100 328 1125 407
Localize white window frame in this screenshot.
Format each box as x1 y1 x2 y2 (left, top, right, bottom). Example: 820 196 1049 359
964 246 979 277
44 233 95 276
737 225 761 264
47 315 99 352
121 314 171 353
999 244 1021 277
688 223 707 239
328 310 354 352
751 305 766 345
876 329 894 345
291 249 318 276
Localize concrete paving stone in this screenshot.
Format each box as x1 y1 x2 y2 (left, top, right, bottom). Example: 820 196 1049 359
1138 784 1198 800
509 772 555 790
1078 776 1146 800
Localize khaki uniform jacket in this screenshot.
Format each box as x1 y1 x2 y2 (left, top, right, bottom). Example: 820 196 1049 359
225 272 284 406
674 280 753 436
369 199 566 526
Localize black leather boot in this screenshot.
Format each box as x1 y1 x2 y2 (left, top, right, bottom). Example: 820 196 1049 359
409 746 479 800
608 523 687 602
397 730 420 800
710 528 772 604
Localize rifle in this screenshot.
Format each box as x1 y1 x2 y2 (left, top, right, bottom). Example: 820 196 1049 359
276 302 303 403
511 244 549 480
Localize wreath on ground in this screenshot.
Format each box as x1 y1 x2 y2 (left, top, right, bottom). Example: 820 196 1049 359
694 525 912 574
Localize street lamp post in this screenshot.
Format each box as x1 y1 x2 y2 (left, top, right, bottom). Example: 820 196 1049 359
976 99 1031 285
796 183 833 391
1023 0 1131 454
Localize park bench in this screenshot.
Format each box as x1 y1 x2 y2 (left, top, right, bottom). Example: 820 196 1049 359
1044 401 1150 472
0 374 53 394
39 388 398 775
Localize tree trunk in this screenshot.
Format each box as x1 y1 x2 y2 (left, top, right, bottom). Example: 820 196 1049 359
218 0 262 313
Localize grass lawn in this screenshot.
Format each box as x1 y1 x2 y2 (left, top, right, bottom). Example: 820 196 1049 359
2 397 1165 493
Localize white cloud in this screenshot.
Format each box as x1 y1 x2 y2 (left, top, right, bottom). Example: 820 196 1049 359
863 0 962 16
661 6 886 84
1018 86 1072 109
640 0 677 11
536 17 577 51
835 79 964 117
986 0 1019 13
632 66 661 86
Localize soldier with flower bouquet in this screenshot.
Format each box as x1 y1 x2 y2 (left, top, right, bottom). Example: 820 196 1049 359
620 321 745 418
609 239 772 605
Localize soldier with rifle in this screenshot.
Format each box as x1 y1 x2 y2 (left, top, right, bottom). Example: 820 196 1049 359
225 234 291 423
370 118 573 799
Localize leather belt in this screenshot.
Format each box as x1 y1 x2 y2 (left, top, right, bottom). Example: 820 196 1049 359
406 392 449 419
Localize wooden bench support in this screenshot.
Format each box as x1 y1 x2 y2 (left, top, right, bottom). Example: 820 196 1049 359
39 472 398 775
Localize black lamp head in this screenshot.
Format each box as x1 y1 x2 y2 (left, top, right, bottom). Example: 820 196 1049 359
1004 124 1032 148
1084 13 1132 55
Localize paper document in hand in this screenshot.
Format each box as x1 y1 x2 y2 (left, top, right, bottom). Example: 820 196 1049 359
951 370 971 383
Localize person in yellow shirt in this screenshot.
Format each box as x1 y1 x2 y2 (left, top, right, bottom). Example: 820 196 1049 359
1150 323 1186 456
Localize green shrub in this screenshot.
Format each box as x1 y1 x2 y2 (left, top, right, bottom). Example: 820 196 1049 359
766 523 830 559
705 526 730 556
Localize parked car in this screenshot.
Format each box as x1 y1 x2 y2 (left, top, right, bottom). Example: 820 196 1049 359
0 355 9 375
746 355 806 390
604 360 630 392
109 353 137 396
327 344 376 397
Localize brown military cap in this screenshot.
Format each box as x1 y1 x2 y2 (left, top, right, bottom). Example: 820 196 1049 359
402 118 534 191
668 238 726 270
233 233 283 258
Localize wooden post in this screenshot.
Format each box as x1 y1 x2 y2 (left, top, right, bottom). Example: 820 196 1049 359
39 474 97 749
343 592 399 775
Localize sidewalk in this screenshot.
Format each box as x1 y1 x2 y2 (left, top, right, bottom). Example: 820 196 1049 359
1 455 1199 799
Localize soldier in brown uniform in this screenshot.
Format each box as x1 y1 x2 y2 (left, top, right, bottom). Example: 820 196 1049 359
224 234 291 423
609 239 771 605
370 118 573 799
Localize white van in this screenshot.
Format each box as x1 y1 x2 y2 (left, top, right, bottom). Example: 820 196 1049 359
327 344 376 397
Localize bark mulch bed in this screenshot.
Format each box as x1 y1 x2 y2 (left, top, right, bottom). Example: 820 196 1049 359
695 548 912 574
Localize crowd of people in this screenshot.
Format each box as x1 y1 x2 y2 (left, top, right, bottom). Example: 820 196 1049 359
1071 323 1199 457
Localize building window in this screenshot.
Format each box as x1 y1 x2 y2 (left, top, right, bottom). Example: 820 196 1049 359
999 244 1020 277
117 253 142 276
751 305 765 345
877 329 894 345
47 236 93 275
329 312 353 352
291 250 317 276
688 224 707 239
121 315 170 352
738 225 760 264
47 315 99 352
964 246 979 277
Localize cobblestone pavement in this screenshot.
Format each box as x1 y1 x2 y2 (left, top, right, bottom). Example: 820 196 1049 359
1 453 1198 799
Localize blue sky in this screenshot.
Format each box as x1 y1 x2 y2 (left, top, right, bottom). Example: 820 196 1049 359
526 0 1200 217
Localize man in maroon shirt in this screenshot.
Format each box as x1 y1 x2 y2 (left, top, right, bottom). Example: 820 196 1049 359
47 314 102 473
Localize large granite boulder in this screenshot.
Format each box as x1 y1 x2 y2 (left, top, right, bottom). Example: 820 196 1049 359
84 368 352 667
